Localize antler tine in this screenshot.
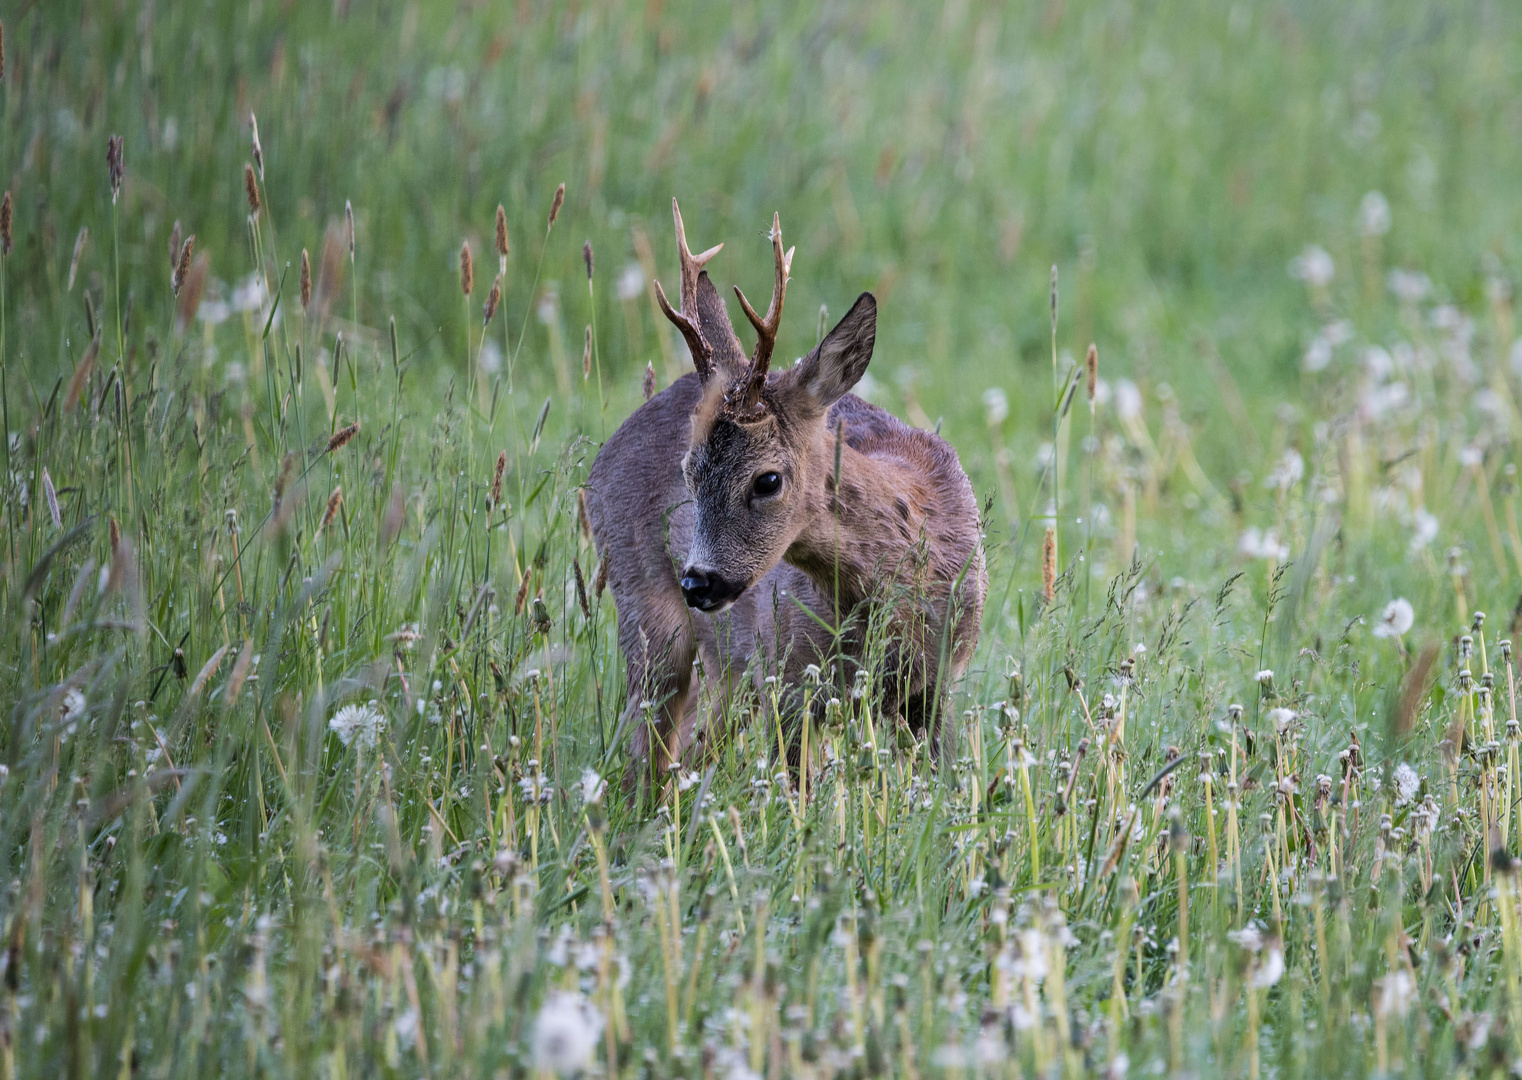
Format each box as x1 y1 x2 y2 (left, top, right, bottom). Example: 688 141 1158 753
655 197 725 380
734 212 794 403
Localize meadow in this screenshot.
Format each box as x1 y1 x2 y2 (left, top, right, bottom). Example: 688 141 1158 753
3 1 1522 1076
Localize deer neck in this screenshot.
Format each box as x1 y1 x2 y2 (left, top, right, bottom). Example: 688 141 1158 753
785 443 928 614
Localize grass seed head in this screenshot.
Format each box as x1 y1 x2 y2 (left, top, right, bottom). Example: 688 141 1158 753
327 421 360 452
244 163 260 216
64 334 100 413
483 273 501 326
583 239 594 280
175 250 206 331
583 324 592 379
68 226 88 291
548 182 565 230
1042 525 1056 603
345 200 355 261
250 112 264 181
168 220 181 270
460 240 473 296
0 190 11 256
107 135 124 204
489 450 506 509
300 248 311 309
172 234 195 295
1086 343 1098 403
495 203 509 271
643 361 655 402
320 486 343 533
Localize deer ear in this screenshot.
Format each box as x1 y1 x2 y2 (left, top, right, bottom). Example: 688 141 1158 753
786 292 876 409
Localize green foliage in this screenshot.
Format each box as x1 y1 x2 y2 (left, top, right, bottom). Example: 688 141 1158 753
1 2 1522 1078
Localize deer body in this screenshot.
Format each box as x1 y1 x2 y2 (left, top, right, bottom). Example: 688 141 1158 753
585 202 985 777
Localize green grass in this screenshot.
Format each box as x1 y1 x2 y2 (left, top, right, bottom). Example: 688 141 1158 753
3 1 1522 1077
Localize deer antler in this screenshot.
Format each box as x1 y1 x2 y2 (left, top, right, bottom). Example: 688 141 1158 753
652 198 724 381
734 213 794 408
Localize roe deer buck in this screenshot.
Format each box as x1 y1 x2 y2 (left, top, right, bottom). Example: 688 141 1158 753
584 200 985 782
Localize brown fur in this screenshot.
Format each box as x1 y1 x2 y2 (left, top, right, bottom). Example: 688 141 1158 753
584 217 986 785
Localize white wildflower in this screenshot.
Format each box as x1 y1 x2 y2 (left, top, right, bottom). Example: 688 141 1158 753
1358 191 1391 236
1114 379 1143 422
60 688 87 723
1410 510 1438 551
578 768 605 806
1373 598 1414 639
1392 762 1420 806
532 991 602 1075
1267 449 1304 491
1289 245 1334 288
328 703 384 750
982 387 1009 426
1387 268 1430 304
1253 939 1285 988
1256 670 1274 685
615 261 645 303
1375 969 1415 1019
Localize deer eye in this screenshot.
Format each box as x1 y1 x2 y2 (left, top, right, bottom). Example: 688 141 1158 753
752 471 782 497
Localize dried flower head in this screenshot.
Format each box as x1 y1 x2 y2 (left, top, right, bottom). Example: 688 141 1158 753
583 240 594 281
107 135 124 204
548 182 565 230
1049 264 1058 334
483 274 501 327
459 240 473 296
172 234 196 296
250 112 264 181
327 421 360 452
1042 525 1056 603
69 226 88 291
320 486 343 533
244 164 260 215
0 190 11 257
299 248 312 308
495 203 509 271
328 703 384 750
489 450 506 510
642 361 656 402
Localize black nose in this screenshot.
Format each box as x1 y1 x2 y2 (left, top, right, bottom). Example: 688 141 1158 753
680 568 745 611
680 568 712 607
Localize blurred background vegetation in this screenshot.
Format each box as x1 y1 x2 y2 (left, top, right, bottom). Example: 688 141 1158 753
6 2 1522 1077
10 0 1521 508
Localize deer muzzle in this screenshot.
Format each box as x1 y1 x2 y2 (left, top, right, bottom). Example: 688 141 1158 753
679 566 747 613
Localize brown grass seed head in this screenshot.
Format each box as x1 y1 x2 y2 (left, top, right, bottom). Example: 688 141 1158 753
460 240 473 296
495 204 509 272
489 451 506 509
321 487 343 532
107 135 124 204
244 164 260 216
327 421 360 452
642 361 655 401
1086 343 1098 404
300 248 312 309
548 182 565 230
0 190 10 256
172 235 195 295
483 274 501 327
583 240 594 281
1042 524 1057 603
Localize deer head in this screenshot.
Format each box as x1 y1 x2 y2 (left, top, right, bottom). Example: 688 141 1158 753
654 199 877 613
